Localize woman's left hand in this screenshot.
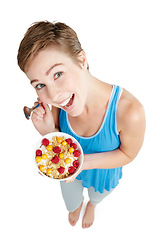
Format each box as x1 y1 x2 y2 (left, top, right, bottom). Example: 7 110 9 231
64 161 86 183
65 169 82 183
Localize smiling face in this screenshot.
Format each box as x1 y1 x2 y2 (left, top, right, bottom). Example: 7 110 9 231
26 46 89 117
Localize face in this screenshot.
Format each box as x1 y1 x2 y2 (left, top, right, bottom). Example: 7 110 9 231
26 47 88 117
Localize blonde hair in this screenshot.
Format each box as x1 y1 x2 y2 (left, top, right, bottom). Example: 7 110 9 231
17 21 88 72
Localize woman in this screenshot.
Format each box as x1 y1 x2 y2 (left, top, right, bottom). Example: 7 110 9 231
17 21 146 228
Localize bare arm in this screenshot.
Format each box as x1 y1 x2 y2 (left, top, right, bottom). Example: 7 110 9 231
83 101 146 170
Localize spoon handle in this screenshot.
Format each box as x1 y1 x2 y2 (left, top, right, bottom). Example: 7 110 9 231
31 103 40 110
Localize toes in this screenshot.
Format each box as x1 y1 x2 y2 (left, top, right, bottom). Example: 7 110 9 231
68 216 76 226
70 220 76 226
82 223 86 228
82 222 93 228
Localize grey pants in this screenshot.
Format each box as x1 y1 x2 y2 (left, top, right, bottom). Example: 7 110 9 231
60 179 114 212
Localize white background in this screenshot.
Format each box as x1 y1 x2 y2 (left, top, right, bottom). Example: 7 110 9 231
1 0 160 239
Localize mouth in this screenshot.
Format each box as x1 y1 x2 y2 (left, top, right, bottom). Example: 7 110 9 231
58 94 75 109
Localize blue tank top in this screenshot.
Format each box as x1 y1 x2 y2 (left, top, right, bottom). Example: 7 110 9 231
59 85 123 193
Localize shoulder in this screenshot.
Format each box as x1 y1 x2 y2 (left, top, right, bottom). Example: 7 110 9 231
117 88 146 132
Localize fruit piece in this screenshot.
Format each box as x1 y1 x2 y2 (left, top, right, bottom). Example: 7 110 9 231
35 156 41 163
42 138 49 146
73 160 79 168
57 137 63 143
70 143 77 149
59 153 64 159
46 145 53 151
68 166 75 174
62 141 67 146
39 165 45 172
73 150 81 157
69 147 74 153
42 154 47 160
58 167 65 174
51 156 59 164
36 149 42 156
53 146 61 153
65 158 71 164
47 168 52 174
66 138 72 145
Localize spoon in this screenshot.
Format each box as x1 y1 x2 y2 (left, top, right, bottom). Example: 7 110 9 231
23 103 39 120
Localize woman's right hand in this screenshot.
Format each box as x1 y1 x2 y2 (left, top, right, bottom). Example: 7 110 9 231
31 101 56 136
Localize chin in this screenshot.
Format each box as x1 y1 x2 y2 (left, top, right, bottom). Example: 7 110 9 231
69 107 84 117
65 95 85 117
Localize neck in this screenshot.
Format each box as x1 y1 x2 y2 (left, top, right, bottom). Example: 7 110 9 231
84 74 109 110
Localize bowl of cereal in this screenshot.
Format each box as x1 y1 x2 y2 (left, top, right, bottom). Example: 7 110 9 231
34 132 84 181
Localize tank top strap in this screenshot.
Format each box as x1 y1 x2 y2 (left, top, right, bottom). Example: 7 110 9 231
106 85 123 135
112 85 123 108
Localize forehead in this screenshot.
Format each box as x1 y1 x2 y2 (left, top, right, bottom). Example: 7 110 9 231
32 47 69 67
26 47 73 77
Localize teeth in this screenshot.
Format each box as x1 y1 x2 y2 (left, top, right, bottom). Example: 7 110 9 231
59 94 73 107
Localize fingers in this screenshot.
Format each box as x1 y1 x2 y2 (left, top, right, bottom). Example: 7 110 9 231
65 174 77 183
31 100 52 121
42 102 51 115
30 95 52 122
32 103 45 121
31 111 44 121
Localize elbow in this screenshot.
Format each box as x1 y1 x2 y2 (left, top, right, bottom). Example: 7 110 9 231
119 148 135 167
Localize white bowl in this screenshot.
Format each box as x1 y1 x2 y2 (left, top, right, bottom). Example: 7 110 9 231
34 132 84 181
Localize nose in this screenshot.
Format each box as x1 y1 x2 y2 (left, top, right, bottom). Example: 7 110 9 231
46 85 62 103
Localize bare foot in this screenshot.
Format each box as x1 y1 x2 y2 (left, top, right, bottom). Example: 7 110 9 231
82 201 95 228
68 201 83 226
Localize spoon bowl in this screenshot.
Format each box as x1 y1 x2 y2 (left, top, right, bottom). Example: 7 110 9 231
23 103 39 120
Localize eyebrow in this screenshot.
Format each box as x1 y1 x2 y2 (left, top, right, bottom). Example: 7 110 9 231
46 63 64 75
30 63 63 85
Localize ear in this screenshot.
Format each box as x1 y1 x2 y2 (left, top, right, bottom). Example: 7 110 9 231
77 51 88 70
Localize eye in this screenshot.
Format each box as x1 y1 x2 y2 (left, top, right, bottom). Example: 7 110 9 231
35 84 45 90
54 71 63 80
